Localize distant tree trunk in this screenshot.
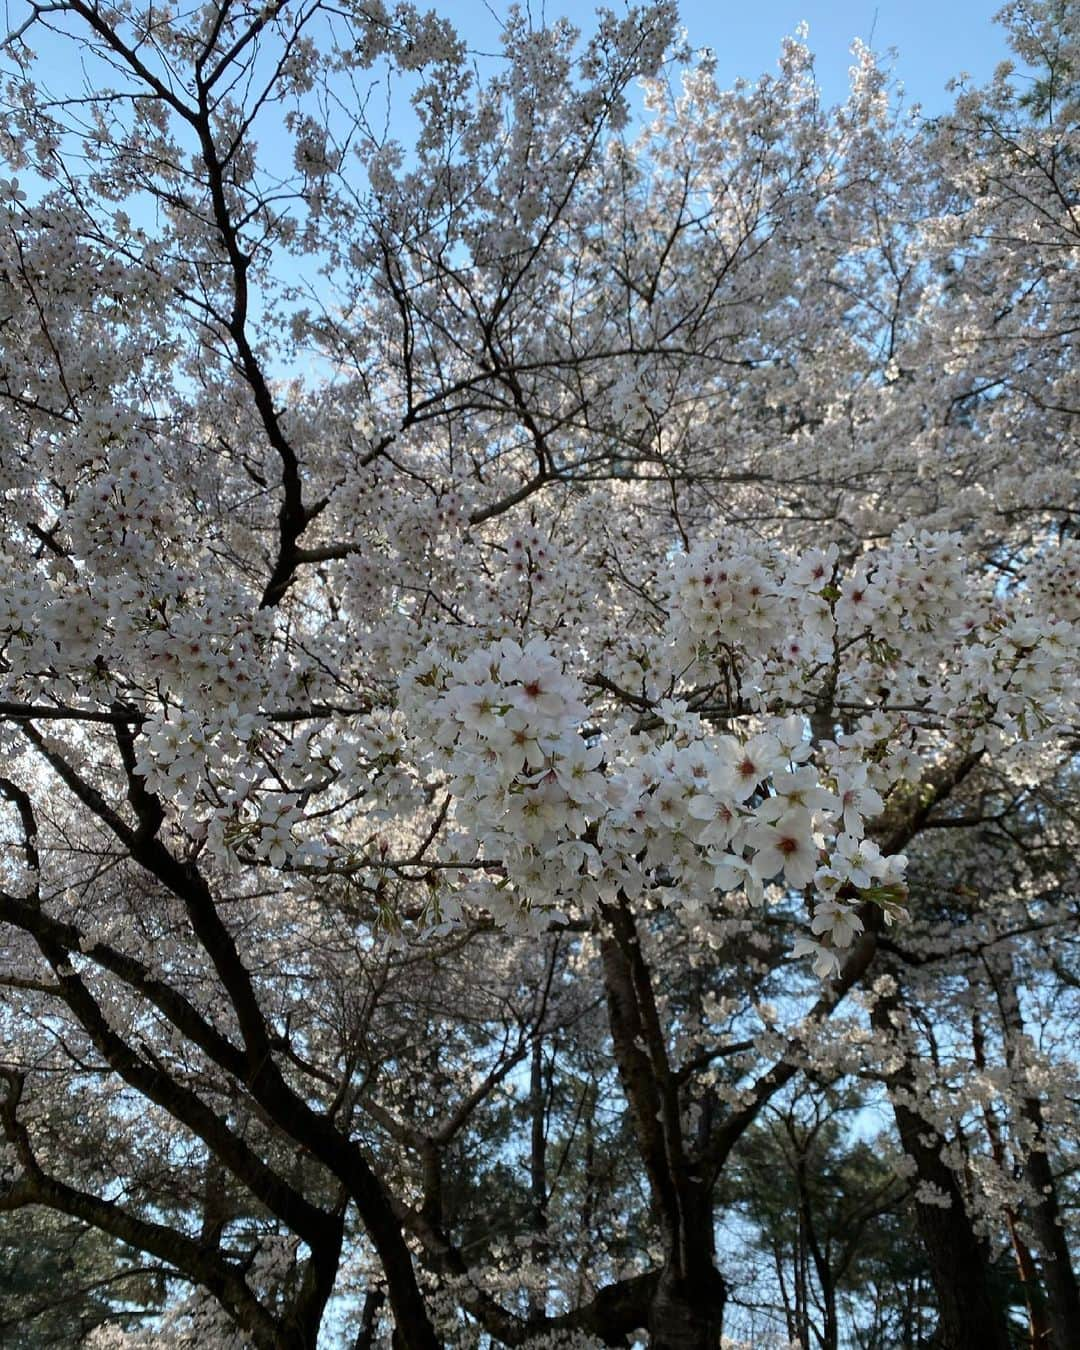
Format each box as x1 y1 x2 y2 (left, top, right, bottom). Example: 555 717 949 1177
773 1238 798 1345
528 1035 550 1320
354 1290 385 1350
796 1152 838 1350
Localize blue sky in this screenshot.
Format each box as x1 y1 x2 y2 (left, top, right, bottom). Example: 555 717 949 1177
675 0 1014 109
451 0 1016 113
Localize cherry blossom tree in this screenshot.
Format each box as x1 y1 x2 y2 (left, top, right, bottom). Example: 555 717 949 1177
0 0 1077 1346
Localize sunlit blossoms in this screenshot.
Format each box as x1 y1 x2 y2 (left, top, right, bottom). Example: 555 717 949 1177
390 533 1077 970
0 0 1078 1346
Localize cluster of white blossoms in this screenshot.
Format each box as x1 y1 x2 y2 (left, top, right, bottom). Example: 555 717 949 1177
65 429 174 569
400 635 905 968
395 528 1078 972
667 531 1078 748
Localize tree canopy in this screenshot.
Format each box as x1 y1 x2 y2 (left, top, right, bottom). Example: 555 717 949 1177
0 0 1077 1346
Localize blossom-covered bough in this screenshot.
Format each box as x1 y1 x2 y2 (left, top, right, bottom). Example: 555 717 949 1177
0 0 1077 1345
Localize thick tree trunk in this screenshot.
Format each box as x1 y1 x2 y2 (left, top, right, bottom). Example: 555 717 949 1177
891 1096 1010 1350
648 1272 726 1350
646 1183 726 1350
973 1009 1051 1347
991 963 1080 1350
599 897 726 1349
1024 1135 1080 1350
872 990 1010 1350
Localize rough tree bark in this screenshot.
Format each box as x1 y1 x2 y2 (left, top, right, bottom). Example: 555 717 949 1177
600 897 726 1350
871 983 1010 1350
